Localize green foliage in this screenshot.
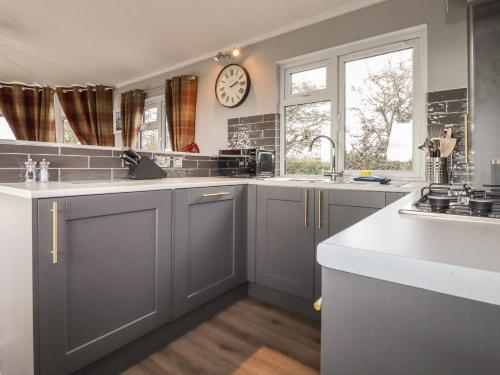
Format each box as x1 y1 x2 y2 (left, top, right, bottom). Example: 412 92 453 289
345 152 412 171
286 159 330 175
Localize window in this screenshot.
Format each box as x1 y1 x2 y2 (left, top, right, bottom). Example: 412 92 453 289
0 115 15 140
138 97 171 152
280 26 426 178
61 112 80 144
342 47 414 172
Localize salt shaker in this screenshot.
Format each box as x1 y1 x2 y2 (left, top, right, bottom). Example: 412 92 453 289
24 159 37 183
39 159 50 183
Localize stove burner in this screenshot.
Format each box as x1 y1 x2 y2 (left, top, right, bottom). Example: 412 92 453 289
402 183 500 221
469 198 494 217
428 195 451 213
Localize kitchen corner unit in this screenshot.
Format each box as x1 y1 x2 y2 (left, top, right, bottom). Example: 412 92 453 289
0 177 415 375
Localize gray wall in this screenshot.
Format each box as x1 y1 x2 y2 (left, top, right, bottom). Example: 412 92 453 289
117 0 468 154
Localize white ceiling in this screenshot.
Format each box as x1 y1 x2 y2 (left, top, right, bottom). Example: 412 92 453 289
0 0 384 87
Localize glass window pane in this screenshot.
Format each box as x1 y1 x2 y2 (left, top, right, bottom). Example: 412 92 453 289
140 129 159 151
285 101 331 175
63 115 80 144
144 107 158 124
344 48 413 171
0 116 15 140
290 67 327 95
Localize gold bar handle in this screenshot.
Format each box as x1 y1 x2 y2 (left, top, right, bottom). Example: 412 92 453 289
314 297 322 311
50 201 58 264
304 190 309 227
318 191 323 229
202 192 230 197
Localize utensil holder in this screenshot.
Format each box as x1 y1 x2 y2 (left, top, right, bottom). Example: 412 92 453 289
426 157 449 184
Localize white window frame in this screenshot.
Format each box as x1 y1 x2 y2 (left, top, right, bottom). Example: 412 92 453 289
137 96 165 152
278 25 427 179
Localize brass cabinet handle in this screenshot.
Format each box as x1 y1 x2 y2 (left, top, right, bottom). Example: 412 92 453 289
318 191 323 229
304 190 309 227
314 297 322 311
202 192 230 197
50 201 58 264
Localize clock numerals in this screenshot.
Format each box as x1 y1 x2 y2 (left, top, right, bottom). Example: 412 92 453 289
216 64 249 107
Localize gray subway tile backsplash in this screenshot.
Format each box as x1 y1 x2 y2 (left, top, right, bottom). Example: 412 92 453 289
427 87 470 183
0 142 244 183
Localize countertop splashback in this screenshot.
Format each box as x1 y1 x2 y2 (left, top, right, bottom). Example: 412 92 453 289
0 141 245 183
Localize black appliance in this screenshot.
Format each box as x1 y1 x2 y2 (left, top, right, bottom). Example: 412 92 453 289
120 148 167 180
399 183 500 221
219 148 275 178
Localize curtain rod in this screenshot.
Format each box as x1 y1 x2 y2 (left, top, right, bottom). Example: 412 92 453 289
143 76 197 93
0 82 114 92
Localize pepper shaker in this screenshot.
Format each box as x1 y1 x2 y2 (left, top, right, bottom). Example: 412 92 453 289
39 159 50 183
24 159 37 183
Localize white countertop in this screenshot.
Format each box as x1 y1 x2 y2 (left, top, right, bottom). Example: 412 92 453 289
0 177 420 199
317 190 500 306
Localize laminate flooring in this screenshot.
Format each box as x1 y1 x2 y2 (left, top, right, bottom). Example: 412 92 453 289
122 298 320 375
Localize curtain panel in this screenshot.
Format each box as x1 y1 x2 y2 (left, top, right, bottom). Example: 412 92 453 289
120 90 146 148
165 75 199 152
0 83 56 142
56 85 114 146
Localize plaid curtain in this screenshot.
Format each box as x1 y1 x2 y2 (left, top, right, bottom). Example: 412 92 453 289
56 85 114 146
165 75 199 152
120 90 146 148
0 84 56 142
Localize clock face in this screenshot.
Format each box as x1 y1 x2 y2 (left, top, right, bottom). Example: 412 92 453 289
215 64 250 108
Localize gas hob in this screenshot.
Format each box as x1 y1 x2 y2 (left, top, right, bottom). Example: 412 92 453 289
399 183 500 223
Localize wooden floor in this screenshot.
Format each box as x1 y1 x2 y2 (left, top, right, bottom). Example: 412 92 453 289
122 298 321 375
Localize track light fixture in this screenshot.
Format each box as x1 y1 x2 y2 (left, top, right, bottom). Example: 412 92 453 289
214 47 242 63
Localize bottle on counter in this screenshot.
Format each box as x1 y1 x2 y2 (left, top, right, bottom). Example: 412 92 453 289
24 159 37 183
39 159 50 183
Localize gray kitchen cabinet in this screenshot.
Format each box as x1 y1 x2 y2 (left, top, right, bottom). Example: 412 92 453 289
314 189 386 299
37 191 173 375
256 186 315 301
173 185 246 319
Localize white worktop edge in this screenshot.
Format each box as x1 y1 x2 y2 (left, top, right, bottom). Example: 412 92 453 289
317 242 500 306
0 178 420 199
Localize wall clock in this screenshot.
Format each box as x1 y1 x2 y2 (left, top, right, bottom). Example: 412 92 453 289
215 64 250 108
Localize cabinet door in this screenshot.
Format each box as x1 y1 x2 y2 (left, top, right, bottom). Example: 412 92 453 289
256 186 315 301
37 191 172 375
329 205 378 235
173 185 245 319
314 190 381 300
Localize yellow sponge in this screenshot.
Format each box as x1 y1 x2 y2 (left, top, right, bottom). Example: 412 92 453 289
359 170 373 177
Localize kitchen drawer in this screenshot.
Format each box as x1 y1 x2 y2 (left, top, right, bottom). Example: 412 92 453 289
328 190 385 209
186 185 236 204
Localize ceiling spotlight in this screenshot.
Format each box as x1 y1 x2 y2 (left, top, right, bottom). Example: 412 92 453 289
231 47 241 57
214 51 225 62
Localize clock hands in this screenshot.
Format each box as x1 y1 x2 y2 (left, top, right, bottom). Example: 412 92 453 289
230 80 240 88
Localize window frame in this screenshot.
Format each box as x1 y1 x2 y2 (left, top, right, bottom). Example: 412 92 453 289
138 97 164 151
278 25 427 179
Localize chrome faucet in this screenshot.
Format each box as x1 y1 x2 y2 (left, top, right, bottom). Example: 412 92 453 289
308 135 344 181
